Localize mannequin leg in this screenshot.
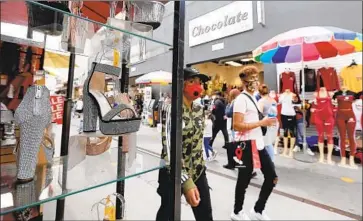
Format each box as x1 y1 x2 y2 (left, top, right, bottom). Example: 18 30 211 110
282 137 288 157
326 118 335 165
289 137 295 158
347 118 357 169
336 118 347 166
327 144 335 165
318 143 325 163
274 137 279 155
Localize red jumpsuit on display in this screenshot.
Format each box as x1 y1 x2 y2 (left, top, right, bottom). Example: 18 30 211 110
314 92 335 144
333 90 357 157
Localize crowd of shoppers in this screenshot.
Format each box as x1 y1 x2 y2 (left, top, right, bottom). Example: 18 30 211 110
158 64 317 220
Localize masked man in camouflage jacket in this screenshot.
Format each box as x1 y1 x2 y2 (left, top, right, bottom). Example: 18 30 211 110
156 67 213 221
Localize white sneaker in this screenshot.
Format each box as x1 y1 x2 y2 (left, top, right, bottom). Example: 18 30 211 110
231 210 250 220
249 208 270 220
306 148 315 156
293 146 300 152
211 150 218 160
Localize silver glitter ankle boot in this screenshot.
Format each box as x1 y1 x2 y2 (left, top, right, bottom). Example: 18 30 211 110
14 85 52 181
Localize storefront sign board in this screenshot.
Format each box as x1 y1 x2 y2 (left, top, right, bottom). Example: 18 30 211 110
189 1 253 47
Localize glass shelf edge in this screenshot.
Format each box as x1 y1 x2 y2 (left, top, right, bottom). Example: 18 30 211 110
26 0 173 48
0 165 164 216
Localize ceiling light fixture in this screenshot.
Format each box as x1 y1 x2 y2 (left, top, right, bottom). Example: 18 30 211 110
225 61 242 66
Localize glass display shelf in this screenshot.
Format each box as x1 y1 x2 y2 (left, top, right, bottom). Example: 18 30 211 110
0 1 172 65
0 147 165 215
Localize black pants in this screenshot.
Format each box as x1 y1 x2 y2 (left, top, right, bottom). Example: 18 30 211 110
234 141 278 214
156 168 213 221
281 114 296 137
209 121 229 147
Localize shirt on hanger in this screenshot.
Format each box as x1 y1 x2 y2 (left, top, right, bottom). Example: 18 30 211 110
279 72 297 93
317 67 340 91
340 64 362 93
300 68 317 92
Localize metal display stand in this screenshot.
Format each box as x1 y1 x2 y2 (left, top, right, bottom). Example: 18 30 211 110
170 1 185 220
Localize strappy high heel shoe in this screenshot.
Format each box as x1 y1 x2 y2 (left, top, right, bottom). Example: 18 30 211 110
83 62 141 135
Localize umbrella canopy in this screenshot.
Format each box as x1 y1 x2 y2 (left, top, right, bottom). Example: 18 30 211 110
135 70 172 85
253 26 362 63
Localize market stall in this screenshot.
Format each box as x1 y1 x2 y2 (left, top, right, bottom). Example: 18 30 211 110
253 26 362 168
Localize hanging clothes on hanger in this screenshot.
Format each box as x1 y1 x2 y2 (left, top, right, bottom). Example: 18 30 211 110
340 63 362 93
300 67 317 92
279 71 297 93
316 67 340 91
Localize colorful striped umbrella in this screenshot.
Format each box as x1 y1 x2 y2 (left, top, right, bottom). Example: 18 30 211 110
253 26 362 63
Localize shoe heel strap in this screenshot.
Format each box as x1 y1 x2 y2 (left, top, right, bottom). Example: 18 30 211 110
93 62 121 77
103 103 137 121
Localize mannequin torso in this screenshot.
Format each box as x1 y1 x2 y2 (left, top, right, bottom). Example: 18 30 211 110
279 90 296 116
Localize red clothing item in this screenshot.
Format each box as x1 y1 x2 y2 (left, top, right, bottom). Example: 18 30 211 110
317 67 340 91
279 72 297 94
314 93 335 144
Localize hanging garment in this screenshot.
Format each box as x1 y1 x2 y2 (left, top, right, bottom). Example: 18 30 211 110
300 68 317 92
279 72 297 93
340 64 362 93
317 67 340 91
333 90 357 157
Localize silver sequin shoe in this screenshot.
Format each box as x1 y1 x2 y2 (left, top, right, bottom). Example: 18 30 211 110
14 86 52 182
83 62 141 135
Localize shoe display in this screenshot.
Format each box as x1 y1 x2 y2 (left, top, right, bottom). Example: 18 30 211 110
231 210 250 221
83 62 141 135
249 208 270 220
14 85 52 182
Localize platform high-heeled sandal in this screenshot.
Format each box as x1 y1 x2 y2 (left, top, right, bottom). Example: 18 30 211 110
83 62 141 135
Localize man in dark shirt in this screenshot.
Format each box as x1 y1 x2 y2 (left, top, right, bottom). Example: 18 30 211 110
209 91 229 149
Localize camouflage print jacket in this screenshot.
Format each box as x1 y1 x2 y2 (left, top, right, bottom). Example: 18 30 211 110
160 102 206 193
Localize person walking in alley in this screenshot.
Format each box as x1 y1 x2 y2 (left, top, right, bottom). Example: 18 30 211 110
224 88 241 169
156 67 213 221
257 84 279 162
210 91 229 149
204 111 218 161
231 66 277 221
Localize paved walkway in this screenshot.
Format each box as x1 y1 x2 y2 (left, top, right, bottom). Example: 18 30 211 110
136 124 363 219
43 120 362 220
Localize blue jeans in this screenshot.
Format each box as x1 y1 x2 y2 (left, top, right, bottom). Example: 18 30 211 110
203 137 213 158
265 144 274 162
296 118 304 145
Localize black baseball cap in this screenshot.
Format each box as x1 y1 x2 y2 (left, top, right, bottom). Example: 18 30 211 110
184 67 210 83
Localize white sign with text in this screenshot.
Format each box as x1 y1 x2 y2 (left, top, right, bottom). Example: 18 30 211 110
189 1 253 47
